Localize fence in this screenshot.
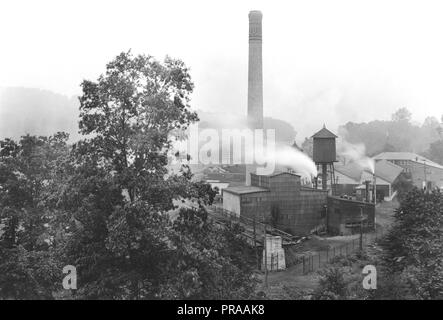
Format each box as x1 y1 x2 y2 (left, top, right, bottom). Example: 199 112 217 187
291 227 385 275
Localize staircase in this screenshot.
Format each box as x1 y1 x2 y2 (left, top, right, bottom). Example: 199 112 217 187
206 205 300 246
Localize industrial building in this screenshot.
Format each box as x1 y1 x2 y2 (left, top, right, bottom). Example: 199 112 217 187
373 152 443 190
223 172 328 235
222 170 375 236
221 11 376 238
334 159 404 201
326 196 375 235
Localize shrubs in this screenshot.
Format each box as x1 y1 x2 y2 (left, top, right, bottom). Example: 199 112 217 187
382 188 443 299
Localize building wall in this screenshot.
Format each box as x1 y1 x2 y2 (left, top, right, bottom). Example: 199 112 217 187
226 172 363 236
251 173 328 235
376 185 390 200
371 176 391 200
384 159 443 189
222 191 241 217
335 184 358 196
327 196 375 235
335 170 393 200
290 188 328 235
251 173 301 231
408 161 443 189
267 174 302 231
239 192 270 222
251 174 270 189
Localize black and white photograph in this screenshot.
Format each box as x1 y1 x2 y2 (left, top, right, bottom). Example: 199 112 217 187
1 0 443 305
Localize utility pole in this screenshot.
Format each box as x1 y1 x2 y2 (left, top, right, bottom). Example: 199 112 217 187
424 160 427 191
263 209 268 288
373 173 377 205
253 212 258 269
359 206 363 253
324 205 328 234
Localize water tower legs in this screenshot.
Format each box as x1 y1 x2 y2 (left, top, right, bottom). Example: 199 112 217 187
322 164 327 190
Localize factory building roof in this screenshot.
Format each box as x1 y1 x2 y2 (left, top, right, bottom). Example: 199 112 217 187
253 171 300 178
222 185 269 195
373 160 404 184
335 162 365 182
335 160 403 184
373 152 443 170
311 125 338 139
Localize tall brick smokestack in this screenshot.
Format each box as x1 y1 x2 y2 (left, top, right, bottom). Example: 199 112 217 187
246 10 264 185
248 10 263 129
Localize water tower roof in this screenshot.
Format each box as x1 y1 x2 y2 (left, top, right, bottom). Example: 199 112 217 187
311 126 338 139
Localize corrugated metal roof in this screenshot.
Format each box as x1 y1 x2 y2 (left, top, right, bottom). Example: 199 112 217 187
374 160 403 183
251 171 301 178
335 160 403 184
223 185 269 195
373 152 443 170
335 162 364 181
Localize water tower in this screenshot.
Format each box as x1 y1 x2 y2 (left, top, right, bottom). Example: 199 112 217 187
312 125 338 193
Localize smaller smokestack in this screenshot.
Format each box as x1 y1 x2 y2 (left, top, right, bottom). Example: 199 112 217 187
373 174 377 204
365 180 370 202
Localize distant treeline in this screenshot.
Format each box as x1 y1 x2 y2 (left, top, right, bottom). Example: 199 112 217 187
302 107 443 165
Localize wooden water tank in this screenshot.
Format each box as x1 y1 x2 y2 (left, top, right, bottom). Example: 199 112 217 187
312 125 338 163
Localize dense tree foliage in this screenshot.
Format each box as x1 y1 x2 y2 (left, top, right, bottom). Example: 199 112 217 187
382 188 443 299
0 52 257 299
392 173 414 202
295 188 443 301
0 133 69 298
339 108 442 157
311 188 443 300
425 139 443 165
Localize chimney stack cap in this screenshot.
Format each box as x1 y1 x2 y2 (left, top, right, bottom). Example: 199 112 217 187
249 10 263 20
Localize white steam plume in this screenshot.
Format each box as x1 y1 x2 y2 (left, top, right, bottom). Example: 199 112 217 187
337 139 375 174
264 144 318 180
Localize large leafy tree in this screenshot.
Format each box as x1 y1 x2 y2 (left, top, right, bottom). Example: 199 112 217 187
51 51 256 299
0 51 257 300
78 51 198 205
391 107 412 122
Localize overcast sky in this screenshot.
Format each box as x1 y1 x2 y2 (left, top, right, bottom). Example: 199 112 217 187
1 0 443 140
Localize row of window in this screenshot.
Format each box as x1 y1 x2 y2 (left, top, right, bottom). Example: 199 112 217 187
393 160 410 166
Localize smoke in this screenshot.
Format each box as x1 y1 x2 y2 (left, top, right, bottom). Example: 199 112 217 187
197 110 249 130
267 144 318 180
337 139 375 174
169 124 318 181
